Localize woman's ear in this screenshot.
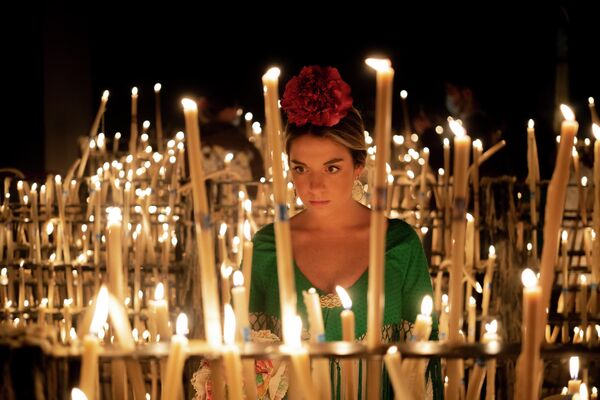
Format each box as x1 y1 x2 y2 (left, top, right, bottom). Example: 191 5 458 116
354 164 365 180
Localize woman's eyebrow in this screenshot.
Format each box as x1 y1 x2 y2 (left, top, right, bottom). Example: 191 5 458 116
290 158 344 165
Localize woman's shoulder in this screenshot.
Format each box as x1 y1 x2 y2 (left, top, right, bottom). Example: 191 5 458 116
252 223 276 248
386 218 419 249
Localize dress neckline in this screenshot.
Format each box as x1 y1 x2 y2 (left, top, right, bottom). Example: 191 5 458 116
293 259 369 296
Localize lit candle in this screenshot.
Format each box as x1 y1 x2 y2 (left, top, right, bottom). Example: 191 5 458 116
336 285 356 400
129 87 138 155
515 268 541 400
231 271 250 342
262 67 297 343
412 295 433 341
221 263 233 306
150 282 172 340
281 315 318 399
400 89 411 135
527 119 540 260
482 245 496 317
568 356 581 394
154 83 164 152
537 105 578 346
222 304 244 400
589 97 599 125
37 297 48 329
483 320 499 400
79 285 109 400
465 213 475 303
580 275 588 337
467 296 477 343
383 346 411 398
113 132 121 155
182 98 222 346
365 57 394 399
447 118 471 400
106 207 125 302
439 294 449 341
592 123 600 316
242 220 253 304
591 386 597 399
162 313 189 400
303 288 325 343
71 388 88 400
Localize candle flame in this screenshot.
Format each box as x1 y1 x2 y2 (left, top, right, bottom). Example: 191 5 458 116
569 356 579 379
581 384 588 399
245 112 253 121
154 83 161 92
449 119 466 137
581 176 588 186
521 268 538 288
224 153 234 163
335 286 352 309
154 283 165 301
593 124 600 140
473 139 482 150
46 221 54 236
443 137 450 147
219 222 228 237
581 274 587 285
592 387 597 395
55 175 62 184
589 97 595 106
131 87 138 96
485 319 498 334
264 67 281 81
466 213 474 222
528 119 534 129
421 295 433 316
562 230 568 242
400 90 408 99
489 245 496 257
90 285 109 334
181 98 197 111
102 90 109 102
232 270 244 287
365 58 392 71
560 104 575 121
107 207 122 226
387 345 398 355
176 313 189 336
71 388 88 400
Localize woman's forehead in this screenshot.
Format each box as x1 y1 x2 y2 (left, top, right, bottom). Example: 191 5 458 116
289 135 352 161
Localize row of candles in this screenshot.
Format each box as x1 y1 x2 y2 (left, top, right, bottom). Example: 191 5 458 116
2 64 600 399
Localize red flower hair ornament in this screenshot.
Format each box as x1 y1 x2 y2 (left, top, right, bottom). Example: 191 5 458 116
281 65 353 127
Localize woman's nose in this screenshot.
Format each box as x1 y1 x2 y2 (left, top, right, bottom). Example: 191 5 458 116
309 173 325 189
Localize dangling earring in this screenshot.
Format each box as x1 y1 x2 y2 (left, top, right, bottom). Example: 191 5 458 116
352 179 365 201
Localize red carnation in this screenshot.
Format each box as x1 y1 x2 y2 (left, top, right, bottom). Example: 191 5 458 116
281 65 353 127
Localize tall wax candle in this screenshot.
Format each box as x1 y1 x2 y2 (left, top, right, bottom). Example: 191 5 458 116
537 105 577 349
262 68 297 344
365 57 394 399
182 98 222 346
447 119 471 400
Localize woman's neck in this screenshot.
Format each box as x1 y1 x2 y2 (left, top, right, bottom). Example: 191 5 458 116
294 200 370 231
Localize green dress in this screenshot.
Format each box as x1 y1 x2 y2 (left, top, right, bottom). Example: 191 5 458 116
248 218 443 399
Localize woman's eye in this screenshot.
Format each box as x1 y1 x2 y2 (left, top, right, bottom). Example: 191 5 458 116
327 165 340 173
293 166 305 173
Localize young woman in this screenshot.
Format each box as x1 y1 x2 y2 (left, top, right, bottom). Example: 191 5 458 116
249 65 442 399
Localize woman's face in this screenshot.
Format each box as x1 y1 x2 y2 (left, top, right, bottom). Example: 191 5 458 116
289 134 362 212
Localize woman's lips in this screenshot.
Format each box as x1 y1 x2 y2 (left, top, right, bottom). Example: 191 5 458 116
309 200 330 206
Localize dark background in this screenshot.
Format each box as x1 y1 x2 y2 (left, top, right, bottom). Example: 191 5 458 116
3 3 598 181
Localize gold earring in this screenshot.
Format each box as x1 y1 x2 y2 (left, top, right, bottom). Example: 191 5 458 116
352 179 365 201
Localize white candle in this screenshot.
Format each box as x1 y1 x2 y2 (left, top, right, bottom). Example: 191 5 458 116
281 315 318 399
129 87 138 155
162 313 189 400
412 295 433 341
231 271 250 342
447 119 471 400
592 124 600 316
516 269 541 400
568 356 581 394
336 285 356 400
71 388 88 400
537 104 577 348
483 320 499 400
79 285 109 400
106 208 125 302
182 98 222 346
150 282 172 340
467 296 477 343
222 304 244 400
303 288 325 343
383 346 411 398
439 294 449 341
154 83 164 152
242 220 254 304
482 245 496 317
262 67 297 344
